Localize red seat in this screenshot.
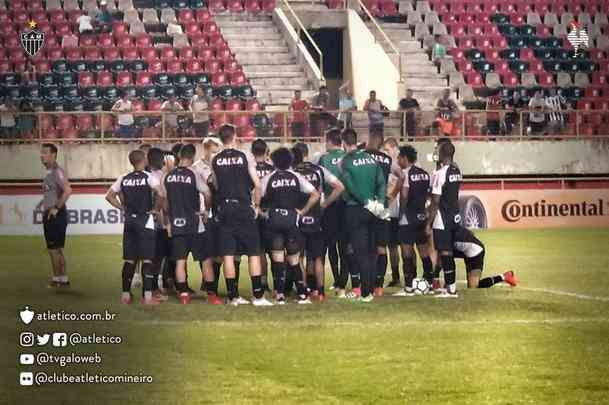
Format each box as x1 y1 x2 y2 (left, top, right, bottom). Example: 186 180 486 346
448 23 466 36
116 72 132 87
160 47 177 61
203 22 219 35
54 22 72 36
97 71 114 86
148 60 164 73
122 47 139 60
537 72 554 87
196 9 212 23
45 47 64 60
98 34 114 48
232 114 251 129
245 99 262 111
205 59 221 74
147 99 163 111
141 47 158 61
520 48 535 61
364 0 382 15
469 26 483 36
245 0 262 12
210 98 224 110
0 60 12 73
190 33 208 47
135 72 153 86
116 36 134 47
79 72 95 87
178 9 195 23
76 114 95 132
38 115 54 132
103 48 121 60
495 61 511 75
64 47 82 60
208 0 226 14
27 0 44 10
452 2 466 13
135 34 153 48
56 115 75 131
131 99 145 112
449 48 465 59
30 10 48 23
112 22 129 37
208 33 227 48
184 22 200 35
584 86 603 98
216 47 233 61
456 58 474 73
67 10 82 23
226 98 243 111
80 36 96 47
49 10 66 23
380 0 398 16
186 60 204 73
592 72 607 86
179 47 195 60
230 71 247 86
227 0 244 12
577 99 595 110
84 47 102 60
501 72 519 86
465 71 483 87
261 0 277 11
456 36 474 48
529 59 544 74
536 24 551 37
485 48 501 62
212 72 228 87
223 60 241 74
166 60 183 73
35 60 51 73
475 37 493 49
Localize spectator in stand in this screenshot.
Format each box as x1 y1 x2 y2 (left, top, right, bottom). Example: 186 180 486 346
189 85 210 137
504 92 525 134
528 90 546 135
23 60 37 84
434 89 459 137
289 90 309 138
431 35 447 73
0 98 17 139
161 95 185 138
94 1 114 33
77 10 95 35
364 90 386 135
338 81 357 130
398 88 421 140
311 85 335 138
485 93 503 136
18 100 37 138
61 32 78 48
112 94 136 139
545 88 567 134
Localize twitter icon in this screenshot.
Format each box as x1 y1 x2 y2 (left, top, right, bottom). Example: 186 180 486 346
36 334 50 346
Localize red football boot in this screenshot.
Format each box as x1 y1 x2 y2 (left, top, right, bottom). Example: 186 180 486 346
503 271 518 287
179 292 192 304
207 293 223 305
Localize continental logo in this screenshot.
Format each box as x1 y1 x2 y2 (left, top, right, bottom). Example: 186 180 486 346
502 199 607 222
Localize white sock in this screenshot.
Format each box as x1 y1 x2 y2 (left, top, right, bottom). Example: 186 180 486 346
122 292 131 299
52 276 61 282
59 275 68 283
144 291 153 300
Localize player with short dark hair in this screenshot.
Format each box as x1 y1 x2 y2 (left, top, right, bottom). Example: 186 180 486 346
339 130 387 302
162 144 213 304
391 145 434 296
452 225 518 288
292 143 344 301
106 149 164 305
315 129 350 294
381 137 402 287
366 130 393 297
37 143 72 288
428 141 461 297
211 125 273 306
261 147 320 304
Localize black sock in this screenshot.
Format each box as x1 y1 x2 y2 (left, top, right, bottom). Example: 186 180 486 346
328 244 339 285
212 262 221 292
422 256 433 284
375 254 388 288
271 260 286 294
347 254 360 289
433 262 441 279
204 281 216 295
318 286 325 296
478 275 503 288
357 254 374 297
251 275 263 299
391 259 400 281
175 282 188 294
440 255 456 286
403 255 416 289
122 262 136 293
234 260 241 295
151 262 159 291
142 262 154 294
288 263 306 297
161 259 174 288
307 273 316 291
226 278 237 300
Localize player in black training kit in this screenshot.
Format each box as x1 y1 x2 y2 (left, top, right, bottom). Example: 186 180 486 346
163 144 213 304
260 147 320 304
106 149 164 305
211 125 273 306
453 225 518 288
390 145 434 296
252 139 274 293
292 143 344 301
365 130 393 297
428 141 462 297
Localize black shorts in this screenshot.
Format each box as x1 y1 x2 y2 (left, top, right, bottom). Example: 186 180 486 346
216 200 261 256
263 208 301 255
123 214 156 261
192 229 214 262
322 200 346 246
374 218 391 248
155 229 170 259
300 231 325 259
433 227 457 252
344 205 376 255
43 207 68 250
389 218 400 247
170 234 200 261
454 250 485 273
399 218 428 246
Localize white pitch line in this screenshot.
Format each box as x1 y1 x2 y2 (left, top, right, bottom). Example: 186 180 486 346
456 280 609 302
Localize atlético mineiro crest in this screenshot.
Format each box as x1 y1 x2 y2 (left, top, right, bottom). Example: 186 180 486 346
567 20 589 57
20 20 45 58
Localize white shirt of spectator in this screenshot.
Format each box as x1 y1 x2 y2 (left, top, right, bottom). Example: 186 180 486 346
161 100 184 128
0 103 15 127
77 15 93 33
190 95 209 123
113 99 134 126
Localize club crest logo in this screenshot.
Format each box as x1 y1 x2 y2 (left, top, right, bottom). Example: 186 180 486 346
19 306 35 325
567 21 589 56
20 21 45 58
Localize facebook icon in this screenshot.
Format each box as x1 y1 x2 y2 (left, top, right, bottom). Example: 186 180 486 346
52 332 67 347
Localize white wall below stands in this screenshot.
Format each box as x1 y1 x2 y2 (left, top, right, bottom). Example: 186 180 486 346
1 141 608 181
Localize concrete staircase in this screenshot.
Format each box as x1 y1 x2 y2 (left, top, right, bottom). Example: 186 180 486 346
214 14 317 108
366 21 450 109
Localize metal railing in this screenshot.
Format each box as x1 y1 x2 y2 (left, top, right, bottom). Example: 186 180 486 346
355 0 404 81
0 109 608 144
280 0 325 84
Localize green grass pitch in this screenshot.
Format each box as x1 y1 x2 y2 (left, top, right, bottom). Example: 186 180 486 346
2 228 609 404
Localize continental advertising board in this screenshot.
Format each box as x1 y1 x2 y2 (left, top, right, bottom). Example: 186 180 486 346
0 189 608 235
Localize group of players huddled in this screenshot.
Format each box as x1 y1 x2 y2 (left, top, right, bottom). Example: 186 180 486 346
105 125 517 306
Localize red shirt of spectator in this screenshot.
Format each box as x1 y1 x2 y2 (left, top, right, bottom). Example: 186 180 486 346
290 94 309 124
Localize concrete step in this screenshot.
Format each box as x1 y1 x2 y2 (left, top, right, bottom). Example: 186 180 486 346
250 77 310 86
222 32 283 40
256 89 317 99
245 70 306 79
215 21 276 28
244 64 303 73
227 39 286 48
235 53 296 64
231 45 290 53
220 27 279 35
213 14 273 22
404 77 447 88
